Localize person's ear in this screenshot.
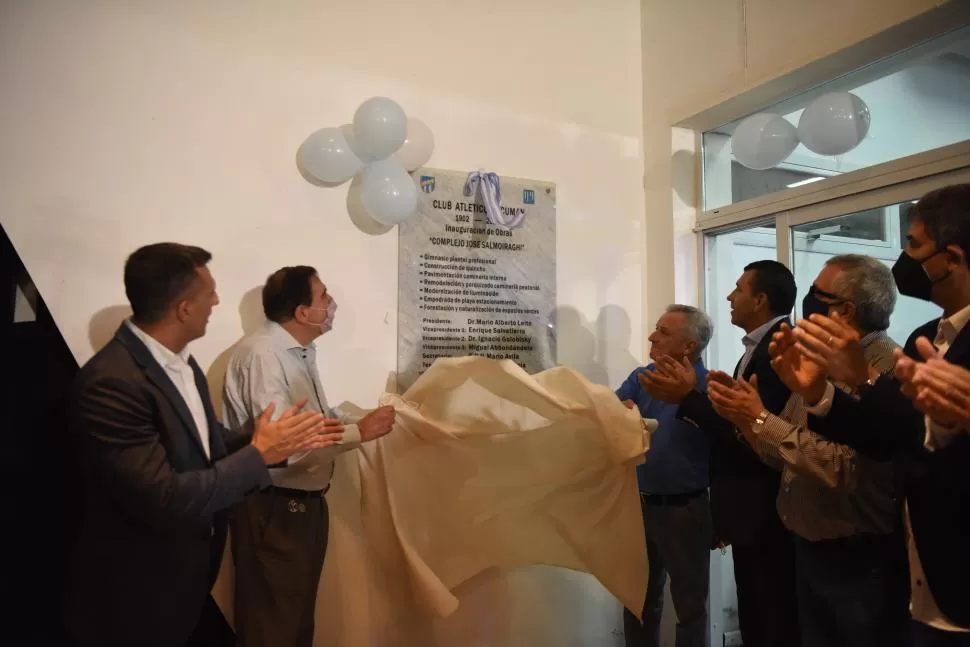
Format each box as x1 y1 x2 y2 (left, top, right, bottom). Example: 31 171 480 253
754 292 768 313
944 244 966 270
174 299 192 324
838 301 856 325
683 339 697 358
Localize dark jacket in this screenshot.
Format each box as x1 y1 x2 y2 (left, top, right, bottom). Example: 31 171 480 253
808 318 970 628
677 319 793 547
64 324 271 647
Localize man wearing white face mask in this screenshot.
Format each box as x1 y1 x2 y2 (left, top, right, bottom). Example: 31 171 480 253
223 265 395 647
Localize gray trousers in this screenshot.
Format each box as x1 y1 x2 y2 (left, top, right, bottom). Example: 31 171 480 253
624 491 713 647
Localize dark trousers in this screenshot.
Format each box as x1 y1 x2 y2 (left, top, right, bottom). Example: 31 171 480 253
794 532 909 647
70 595 234 647
912 621 970 647
624 491 712 647
186 595 235 647
231 488 330 647
732 532 801 647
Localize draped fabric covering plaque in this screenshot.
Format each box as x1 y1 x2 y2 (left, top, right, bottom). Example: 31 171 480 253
397 168 556 391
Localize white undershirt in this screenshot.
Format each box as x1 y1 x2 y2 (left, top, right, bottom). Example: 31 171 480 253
125 321 211 459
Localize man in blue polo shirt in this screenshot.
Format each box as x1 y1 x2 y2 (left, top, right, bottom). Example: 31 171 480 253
617 304 713 647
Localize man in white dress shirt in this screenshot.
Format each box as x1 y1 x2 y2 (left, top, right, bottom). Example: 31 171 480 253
223 265 395 647
66 243 341 647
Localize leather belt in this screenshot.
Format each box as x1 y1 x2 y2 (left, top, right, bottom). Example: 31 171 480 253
640 489 706 506
266 485 329 499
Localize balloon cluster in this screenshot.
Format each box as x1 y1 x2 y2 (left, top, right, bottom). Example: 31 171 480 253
299 97 434 226
731 91 871 171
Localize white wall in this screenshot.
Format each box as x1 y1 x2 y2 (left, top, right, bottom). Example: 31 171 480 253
0 1 644 646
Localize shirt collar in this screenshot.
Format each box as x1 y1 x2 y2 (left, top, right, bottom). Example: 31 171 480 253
742 315 788 349
859 330 887 348
939 303 970 347
124 320 191 370
266 320 315 353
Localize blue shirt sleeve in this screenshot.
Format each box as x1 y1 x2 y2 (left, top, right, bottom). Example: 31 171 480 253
615 366 646 402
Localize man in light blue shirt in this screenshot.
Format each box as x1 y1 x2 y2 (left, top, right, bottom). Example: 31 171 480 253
616 305 713 647
223 266 395 647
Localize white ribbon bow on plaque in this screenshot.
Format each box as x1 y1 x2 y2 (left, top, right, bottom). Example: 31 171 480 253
463 170 525 231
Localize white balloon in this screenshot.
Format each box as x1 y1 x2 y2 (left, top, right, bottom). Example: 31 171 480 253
347 176 394 235
360 160 418 225
731 113 799 171
391 117 435 171
797 92 871 156
352 97 408 160
299 127 363 184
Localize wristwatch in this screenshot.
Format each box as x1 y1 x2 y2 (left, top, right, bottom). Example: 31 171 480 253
736 409 769 441
853 373 879 398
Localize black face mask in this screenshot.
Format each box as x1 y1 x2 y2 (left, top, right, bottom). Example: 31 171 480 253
892 250 947 302
801 285 844 320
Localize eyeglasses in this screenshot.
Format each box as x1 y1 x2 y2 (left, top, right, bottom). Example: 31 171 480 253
808 284 847 304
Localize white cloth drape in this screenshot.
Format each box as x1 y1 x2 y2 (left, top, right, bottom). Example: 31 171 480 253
359 356 649 628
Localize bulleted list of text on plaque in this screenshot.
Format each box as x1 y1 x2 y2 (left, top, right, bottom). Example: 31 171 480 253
397 168 556 391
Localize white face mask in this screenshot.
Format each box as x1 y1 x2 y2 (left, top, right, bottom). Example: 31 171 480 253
307 299 337 334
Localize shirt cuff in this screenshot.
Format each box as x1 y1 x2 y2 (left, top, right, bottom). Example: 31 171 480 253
284 422 363 466
923 419 965 451
751 413 791 454
286 451 310 466
804 382 835 417
339 423 362 447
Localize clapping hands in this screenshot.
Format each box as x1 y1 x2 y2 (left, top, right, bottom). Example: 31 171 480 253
897 337 970 431
707 371 763 434
638 355 697 404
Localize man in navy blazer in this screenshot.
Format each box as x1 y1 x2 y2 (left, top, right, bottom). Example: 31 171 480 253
641 260 800 647
64 243 344 647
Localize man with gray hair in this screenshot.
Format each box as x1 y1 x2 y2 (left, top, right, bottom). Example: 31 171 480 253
616 304 713 647
706 254 909 647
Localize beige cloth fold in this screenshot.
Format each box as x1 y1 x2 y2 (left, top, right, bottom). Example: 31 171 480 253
359 356 649 621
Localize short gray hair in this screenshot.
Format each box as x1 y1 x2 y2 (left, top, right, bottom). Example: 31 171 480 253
826 254 897 331
665 304 714 355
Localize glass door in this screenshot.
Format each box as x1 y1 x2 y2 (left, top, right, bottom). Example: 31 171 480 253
782 165 970 342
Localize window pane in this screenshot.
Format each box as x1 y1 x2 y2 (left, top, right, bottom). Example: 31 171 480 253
704 222 777 372
704 25 970 211
791 201 941 346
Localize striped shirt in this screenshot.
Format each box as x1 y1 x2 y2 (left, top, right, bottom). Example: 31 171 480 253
748 331 900 541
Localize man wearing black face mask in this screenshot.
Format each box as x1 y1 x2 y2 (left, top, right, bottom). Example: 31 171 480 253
708 255 908 647
771 184 970 645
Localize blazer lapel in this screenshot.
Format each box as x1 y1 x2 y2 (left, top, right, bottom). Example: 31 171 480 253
115 324 210 461
944 319 970 366
905 319 941 360
190 356 227 461
741 318 789 380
